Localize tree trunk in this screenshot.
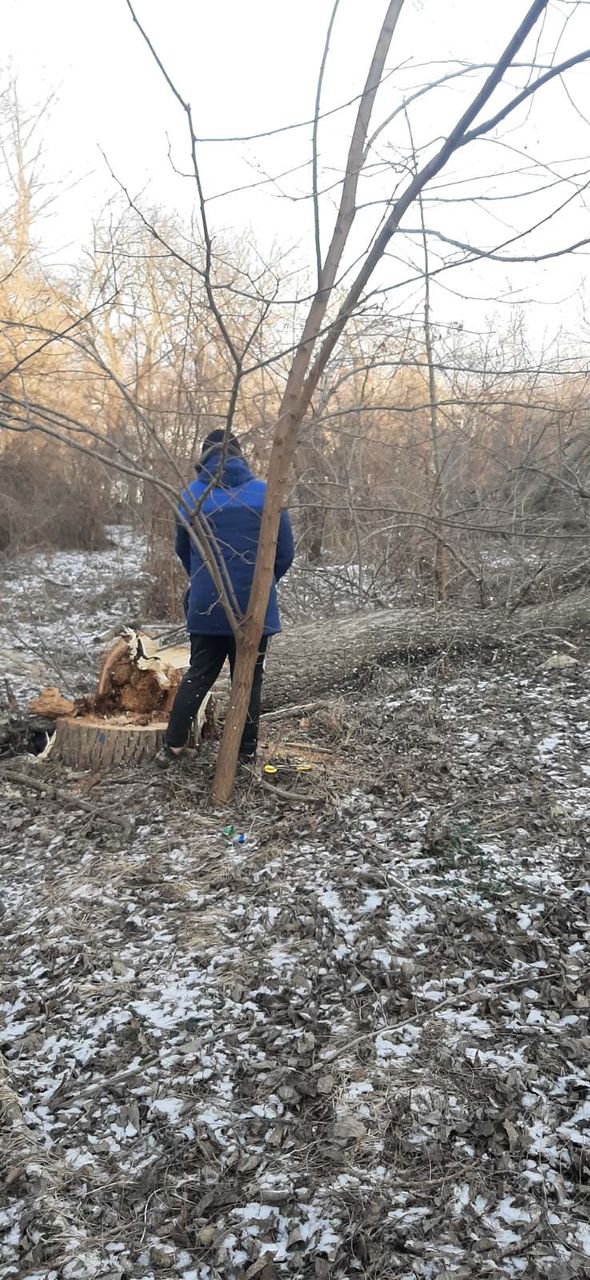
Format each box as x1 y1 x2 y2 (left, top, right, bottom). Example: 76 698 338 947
417 188 447 604
211 0 407 803
105 588 590 717
260 589 590 706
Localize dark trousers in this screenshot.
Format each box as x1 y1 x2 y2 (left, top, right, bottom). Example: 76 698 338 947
166 634 268 758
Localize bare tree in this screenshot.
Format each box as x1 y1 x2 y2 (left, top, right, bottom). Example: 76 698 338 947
2 1 590 800
209 0 590 800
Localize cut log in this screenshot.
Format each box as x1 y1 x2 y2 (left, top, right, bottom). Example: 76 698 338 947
42 585 590 769
262 589 590 708
85 588 590 721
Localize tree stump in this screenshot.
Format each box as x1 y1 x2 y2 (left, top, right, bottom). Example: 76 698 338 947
53 694 214 771
53 713 168 770
37 628 213 771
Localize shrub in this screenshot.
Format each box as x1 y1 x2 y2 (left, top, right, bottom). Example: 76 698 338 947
0 441 109 552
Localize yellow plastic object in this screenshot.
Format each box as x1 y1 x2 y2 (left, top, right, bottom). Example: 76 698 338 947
263 764 278 775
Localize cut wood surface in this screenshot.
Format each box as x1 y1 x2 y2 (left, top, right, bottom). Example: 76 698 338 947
28 687 75 719
96 636 128 696
53 694 214 771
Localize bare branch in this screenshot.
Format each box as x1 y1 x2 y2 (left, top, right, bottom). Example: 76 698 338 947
126 0 240 368
312 0 342 288
462 46 590 146
303 1 563 402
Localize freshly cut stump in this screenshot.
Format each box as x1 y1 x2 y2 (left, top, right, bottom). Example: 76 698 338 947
53 694 214 771
54 714 167 770
51 628 216 770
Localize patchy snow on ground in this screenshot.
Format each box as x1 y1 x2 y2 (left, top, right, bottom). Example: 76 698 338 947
0 527 152 701
1 544 589 1278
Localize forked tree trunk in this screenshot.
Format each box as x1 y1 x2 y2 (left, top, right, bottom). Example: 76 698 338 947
124 0 557 803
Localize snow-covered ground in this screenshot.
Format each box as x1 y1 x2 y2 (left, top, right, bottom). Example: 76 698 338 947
1 568 589 1280
0 527 151 703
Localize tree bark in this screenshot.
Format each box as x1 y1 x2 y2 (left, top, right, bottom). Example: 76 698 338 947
104 587 590 719
259 590 590 708
418 189 447 604
212 0 550 801
54 714 167 770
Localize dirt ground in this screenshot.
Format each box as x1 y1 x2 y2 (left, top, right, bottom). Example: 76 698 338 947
1 539 589 1280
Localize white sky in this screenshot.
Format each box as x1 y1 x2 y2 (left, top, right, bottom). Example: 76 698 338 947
3 0 590 351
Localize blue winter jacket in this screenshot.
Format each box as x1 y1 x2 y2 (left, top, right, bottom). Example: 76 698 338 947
175 452 295 636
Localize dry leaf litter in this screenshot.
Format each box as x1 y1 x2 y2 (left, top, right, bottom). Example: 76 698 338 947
0 533 589 1280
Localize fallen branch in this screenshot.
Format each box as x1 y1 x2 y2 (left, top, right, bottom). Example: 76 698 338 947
257 775 324 803
236 760 324 803
261 699 332 722
49 1028 221 1109
47 1054 159 1110
1 767 134 833
3 678 19 713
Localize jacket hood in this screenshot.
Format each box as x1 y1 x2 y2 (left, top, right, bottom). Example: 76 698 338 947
198 452 254 487
196 430 243 471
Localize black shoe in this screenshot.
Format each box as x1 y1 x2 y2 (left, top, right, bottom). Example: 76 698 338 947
154 743 185 769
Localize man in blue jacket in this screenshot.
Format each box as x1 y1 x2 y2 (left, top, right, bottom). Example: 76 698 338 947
156 429 295 768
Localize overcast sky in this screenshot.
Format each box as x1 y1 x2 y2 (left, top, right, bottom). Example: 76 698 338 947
3 0 590 350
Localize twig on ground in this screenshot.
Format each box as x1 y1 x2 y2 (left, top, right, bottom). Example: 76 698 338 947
1 767 134 833
312 966 561 1069
261 780 323 802
245 765 324 803
47 1055 159 1109
261 699 332 722
51 1028 221 1109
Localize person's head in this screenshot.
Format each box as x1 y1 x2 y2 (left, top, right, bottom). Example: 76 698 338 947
195 429 243 473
